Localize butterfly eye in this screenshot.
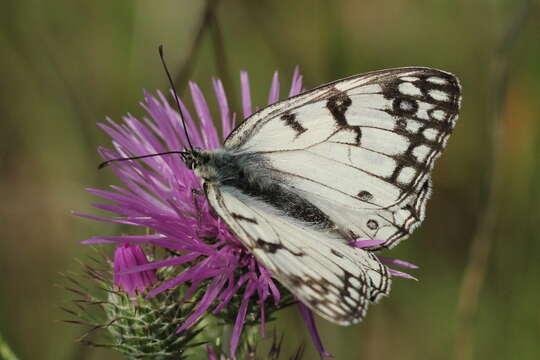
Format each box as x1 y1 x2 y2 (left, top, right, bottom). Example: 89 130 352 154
180 153 196 170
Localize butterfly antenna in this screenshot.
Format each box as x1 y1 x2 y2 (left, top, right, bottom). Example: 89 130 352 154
97 151 185 169
158 45 194 150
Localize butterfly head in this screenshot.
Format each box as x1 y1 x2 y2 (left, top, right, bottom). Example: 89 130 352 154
181 148 231 184
180 148 206 170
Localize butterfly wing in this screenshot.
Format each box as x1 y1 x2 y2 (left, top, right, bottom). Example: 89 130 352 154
225 67 461 249
205 183 390 325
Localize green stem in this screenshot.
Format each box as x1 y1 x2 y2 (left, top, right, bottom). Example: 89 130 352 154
0 333 19 360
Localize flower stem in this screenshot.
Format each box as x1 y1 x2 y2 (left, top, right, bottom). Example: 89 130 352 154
0 333 19 360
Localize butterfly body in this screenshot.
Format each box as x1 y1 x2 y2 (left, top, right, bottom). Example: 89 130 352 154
181 67 461 325
186 147 337 232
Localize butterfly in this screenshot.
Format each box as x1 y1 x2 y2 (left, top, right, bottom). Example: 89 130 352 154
178 67 462 325
105 66 461 325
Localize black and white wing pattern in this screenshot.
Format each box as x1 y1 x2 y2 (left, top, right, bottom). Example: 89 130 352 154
225 67 461 250
205 183 390 325
203 67 460 324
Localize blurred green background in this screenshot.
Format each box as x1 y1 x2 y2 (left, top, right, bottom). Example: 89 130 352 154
1 0 539 359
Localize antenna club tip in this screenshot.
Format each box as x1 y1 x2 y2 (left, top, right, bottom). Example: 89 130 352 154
158 44 164 55
97 162 108 170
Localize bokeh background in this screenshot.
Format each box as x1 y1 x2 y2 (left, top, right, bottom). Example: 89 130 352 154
1 0 539 359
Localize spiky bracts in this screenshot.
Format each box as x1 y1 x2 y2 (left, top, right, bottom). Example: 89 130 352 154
63 253 204 360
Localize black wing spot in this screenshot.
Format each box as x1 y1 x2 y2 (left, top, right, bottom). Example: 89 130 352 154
396 119 407 129
280 112 307 137
326 90 362 145
331 249 345 258
357 191 373 201
326 91 352 127
367 219 379 230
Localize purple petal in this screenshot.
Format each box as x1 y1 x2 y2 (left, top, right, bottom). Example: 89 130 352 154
84 235 190 251
147 270 196 298
289 66 303 96
240 71 252 118
212 272 249 314
267 71 280 105
389 269 418 280
189 82 220 149
119 253 200 275
73 211 138 226
297 302 333 358
378 256 419 269
257 281 268 337
178 275 227 333
230 112 237 132
212 78 233 139
267 278 281 304
206 345 218 360
230 281 257 356
157 90 205 149
349 239 386 248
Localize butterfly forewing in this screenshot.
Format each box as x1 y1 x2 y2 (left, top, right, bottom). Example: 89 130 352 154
224 67 461 250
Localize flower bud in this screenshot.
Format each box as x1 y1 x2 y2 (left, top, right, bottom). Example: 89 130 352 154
113 243 157 295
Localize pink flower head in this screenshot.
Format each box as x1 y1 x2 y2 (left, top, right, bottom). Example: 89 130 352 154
78 67 416 358
113 243 158 296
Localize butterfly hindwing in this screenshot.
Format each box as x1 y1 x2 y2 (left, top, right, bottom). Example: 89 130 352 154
224 67 461 249
205 183 390 325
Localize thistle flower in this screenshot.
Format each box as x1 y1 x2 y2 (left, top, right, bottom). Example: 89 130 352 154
78 67 417 358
